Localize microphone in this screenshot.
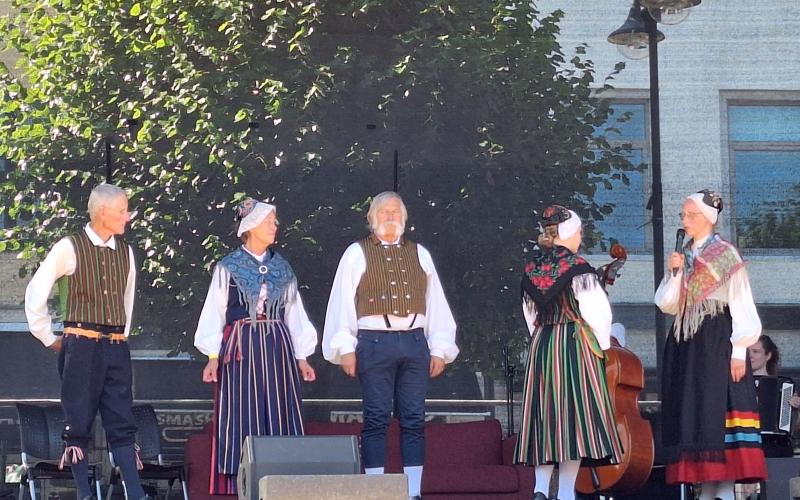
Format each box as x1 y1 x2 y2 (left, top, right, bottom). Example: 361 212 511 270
672 228 686 277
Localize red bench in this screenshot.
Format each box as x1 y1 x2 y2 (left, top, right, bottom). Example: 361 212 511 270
184 418 535 500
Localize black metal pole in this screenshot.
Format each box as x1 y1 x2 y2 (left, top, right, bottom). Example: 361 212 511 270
503 346 516 437
393 149 399 193
644 10 667 395
105 137 114 183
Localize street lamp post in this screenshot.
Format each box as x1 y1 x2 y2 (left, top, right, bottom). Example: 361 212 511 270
607 0 700 394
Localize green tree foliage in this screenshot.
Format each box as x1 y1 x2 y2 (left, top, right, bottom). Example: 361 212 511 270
737 183 800 249
0 0 634 372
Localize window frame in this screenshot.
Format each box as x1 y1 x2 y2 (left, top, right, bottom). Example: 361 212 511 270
721 91 800 255
590 91 653 255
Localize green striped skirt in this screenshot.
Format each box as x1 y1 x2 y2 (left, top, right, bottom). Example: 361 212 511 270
514 321 624 465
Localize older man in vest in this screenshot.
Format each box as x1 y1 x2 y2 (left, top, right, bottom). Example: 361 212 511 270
25 183 148 500
323 191 459 500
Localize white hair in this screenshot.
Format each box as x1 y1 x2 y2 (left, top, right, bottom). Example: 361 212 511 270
87 183 127 220
367 191 408 231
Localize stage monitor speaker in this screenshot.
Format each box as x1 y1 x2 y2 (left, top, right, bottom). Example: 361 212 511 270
761 456 800 500
238 435 360 500
259 474 408 500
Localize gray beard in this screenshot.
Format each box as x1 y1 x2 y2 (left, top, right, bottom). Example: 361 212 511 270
374 222 405 240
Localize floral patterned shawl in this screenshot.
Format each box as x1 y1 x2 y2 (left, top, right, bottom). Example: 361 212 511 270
521 245 595 308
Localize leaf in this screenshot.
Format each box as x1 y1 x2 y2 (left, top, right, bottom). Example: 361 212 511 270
130 3 142 16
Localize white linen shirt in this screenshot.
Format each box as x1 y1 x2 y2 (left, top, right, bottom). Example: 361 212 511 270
25 224 136 346
521 277 613 350
322 239 459 365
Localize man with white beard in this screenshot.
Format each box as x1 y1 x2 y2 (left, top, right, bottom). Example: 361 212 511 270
323 191 458 500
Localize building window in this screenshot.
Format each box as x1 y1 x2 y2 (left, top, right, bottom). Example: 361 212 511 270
591 101 651 253
728 104 800 251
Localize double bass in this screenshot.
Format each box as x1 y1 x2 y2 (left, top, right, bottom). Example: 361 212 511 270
575 244 655 496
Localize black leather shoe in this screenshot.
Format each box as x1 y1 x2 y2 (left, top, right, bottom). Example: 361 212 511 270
533 493 548 500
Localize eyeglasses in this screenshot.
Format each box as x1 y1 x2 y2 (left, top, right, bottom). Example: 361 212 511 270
678 211 702 220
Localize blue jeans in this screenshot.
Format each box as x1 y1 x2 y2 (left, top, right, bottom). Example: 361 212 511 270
356 328 430 468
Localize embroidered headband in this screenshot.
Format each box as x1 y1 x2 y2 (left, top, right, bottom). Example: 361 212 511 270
235 198 276 237
541 205 582 240
686 189 723 224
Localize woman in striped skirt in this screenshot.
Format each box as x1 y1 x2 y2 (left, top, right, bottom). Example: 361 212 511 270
514 205 623 500
194 198 318 495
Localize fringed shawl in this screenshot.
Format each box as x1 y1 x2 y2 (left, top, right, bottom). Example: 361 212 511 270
674 234 744 341
219 248 297 323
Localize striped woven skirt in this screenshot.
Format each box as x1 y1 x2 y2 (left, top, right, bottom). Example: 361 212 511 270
662 309 767 484
514 321 623 465
209 318 305 495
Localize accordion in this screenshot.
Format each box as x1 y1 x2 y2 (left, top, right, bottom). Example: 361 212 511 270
754 375 795 433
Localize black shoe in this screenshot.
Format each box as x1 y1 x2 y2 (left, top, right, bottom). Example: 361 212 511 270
80 496 97 500
533 493 548 500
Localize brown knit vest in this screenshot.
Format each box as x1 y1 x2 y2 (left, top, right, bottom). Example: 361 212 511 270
65 231 130 327
356 236 427 318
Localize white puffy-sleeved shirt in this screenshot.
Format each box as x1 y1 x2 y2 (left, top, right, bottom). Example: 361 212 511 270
521 275 613 350
25 224 136 346
322 239 459 365
654 234 761 360
193 247 318 360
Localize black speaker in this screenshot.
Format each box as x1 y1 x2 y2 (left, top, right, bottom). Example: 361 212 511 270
237 435 361 500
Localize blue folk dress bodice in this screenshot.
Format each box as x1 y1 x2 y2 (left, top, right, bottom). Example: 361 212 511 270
219 247 297 325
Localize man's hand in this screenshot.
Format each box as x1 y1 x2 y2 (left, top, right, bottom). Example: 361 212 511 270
297 359 317 382
48 336 63 353
202 358 219 383
340 352 357 377
730 358 745 383
429 356 445 378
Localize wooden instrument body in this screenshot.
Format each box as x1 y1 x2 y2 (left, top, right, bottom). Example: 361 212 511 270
575 341 655 495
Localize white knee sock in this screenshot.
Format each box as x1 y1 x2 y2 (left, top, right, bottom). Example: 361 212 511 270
534 464 554 495
716 480 734 500
698 481 718 500
365 467 385 474
404 465 423 497
556 460 581 500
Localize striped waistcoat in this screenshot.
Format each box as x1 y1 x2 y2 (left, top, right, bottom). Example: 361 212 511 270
65 231 130 327
355 236 427 318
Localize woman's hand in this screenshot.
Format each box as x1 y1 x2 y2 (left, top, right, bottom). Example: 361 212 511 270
790 394 800 409
667 252 684 275
297 359 316 382
730 358 746 383
202 358 219 383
